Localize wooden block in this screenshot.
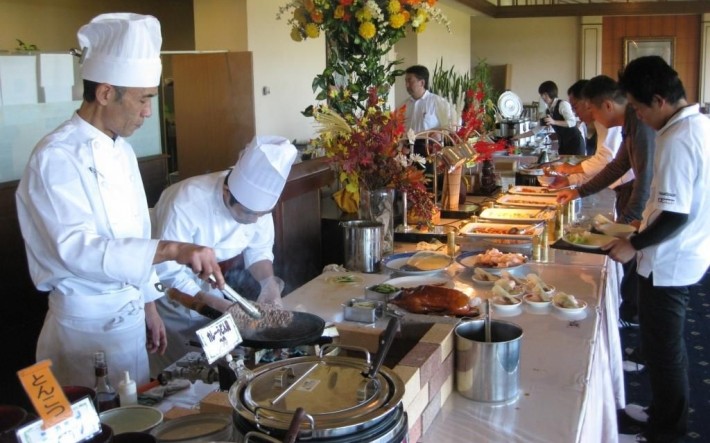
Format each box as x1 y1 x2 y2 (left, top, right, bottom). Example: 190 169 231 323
199 390 232 414
163 406 200 421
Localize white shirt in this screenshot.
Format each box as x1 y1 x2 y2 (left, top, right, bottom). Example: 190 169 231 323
550 98 578 128
403 90 451 133
153 171 275 297
16 112 161 301
568 123 635 188
636 104 710 286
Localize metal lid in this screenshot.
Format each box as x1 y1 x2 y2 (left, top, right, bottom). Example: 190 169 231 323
149 413 232 442
230 355 404 436
498 91 523 119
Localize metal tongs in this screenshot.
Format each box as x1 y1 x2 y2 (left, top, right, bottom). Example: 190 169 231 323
208 275 263 320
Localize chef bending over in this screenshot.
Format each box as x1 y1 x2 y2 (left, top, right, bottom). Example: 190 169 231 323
149 136 297 374
15 13 225 389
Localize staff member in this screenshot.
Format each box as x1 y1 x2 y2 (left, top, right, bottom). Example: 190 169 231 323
605 56 710 443
538 80 586 156
150 136 297 373
15 13 224 388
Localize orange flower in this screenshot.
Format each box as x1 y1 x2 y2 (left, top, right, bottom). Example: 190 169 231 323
311 10 323 23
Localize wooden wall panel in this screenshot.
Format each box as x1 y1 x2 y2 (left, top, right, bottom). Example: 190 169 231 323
603 15 700 102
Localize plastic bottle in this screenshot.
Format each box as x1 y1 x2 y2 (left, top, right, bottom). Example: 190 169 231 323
93 351 119 412
118 370 137 406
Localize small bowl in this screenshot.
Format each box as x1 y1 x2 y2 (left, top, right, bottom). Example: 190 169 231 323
100 406 163 435
523 293 551 308
364 284 401 303
553 299 588 315
537 175 556 187
491 296 522 312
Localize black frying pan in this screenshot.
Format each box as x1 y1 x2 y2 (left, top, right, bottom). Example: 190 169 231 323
239 311 326 349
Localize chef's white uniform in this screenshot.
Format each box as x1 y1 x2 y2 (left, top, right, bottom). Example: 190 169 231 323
149 171 274 374
16 113 162 388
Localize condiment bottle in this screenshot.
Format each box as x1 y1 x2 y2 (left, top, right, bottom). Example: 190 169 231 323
447 230 457 258
541 221 549 263
118 370 137 406
93 351 119 412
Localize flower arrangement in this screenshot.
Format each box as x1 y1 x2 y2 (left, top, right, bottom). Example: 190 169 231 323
277 0 450 116
313 88 435 221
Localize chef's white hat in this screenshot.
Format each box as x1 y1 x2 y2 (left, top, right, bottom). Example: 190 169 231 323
228 136 298 212
77 13 162 87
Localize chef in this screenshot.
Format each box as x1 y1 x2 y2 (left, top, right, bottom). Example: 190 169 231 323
149 136 297 373
15 13 224 388
538 80 586 156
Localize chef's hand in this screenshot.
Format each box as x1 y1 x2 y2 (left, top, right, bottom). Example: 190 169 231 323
256 276 284 307
154 241 225 288
548 175 570 190
556 189 579 205
145 302 167 355
602 238 636 263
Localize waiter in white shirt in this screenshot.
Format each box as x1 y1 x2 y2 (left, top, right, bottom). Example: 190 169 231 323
149 136 297 373
15 13 224 388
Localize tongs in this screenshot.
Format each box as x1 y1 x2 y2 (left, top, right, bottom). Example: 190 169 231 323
208 275 263 320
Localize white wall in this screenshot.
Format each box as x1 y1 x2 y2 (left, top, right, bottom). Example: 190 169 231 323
246 0 324 142
470 16 580 105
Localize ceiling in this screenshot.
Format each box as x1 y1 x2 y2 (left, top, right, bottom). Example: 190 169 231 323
453 0 710 18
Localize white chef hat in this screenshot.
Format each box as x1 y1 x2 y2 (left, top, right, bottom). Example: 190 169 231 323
228 136 298 212
77 13 162 87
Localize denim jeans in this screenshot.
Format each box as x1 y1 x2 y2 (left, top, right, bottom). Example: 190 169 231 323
638 273 690 443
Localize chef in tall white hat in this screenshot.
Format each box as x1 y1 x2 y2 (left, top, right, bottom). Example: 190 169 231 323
149 136 298 374
16 13 225 388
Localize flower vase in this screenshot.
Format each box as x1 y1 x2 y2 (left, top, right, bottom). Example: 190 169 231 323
359 187 395 255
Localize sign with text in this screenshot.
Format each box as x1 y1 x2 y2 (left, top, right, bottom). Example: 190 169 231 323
17 360 72 429
16 397 101 443
196 313 242 364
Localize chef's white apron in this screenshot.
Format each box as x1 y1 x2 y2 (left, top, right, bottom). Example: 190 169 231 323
37 286 148 388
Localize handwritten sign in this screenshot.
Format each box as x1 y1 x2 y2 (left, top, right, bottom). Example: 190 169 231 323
16 397 101 443
196 313 242 364
17 360 72 429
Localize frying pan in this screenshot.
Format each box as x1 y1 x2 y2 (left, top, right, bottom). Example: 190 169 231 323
167 288 326 349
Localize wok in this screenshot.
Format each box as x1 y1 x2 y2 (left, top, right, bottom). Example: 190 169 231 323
168 288 326 349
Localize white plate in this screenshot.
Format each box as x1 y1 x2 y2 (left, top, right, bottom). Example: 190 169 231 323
455 251 528 273
382 252 452 276
491 296 522 312
553 299 588 314
561 232 616 250
382 276 454 294
496 194 559 208
498 91 523 119
459 222 539 239
595 222 636 239
100 406 163 434
523 293 552 307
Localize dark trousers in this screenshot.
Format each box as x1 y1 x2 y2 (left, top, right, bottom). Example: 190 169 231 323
638 273 690 443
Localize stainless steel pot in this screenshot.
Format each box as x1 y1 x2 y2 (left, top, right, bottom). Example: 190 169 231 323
229 319 406 441
341 220 383 273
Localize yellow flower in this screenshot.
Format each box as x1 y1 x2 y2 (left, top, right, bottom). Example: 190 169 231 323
334 5 345 19
305 22 320 38
389 13 405 29
355 7 372 22
290 27 303 42
388 0 401 13
415 21 427 33
359 21 376 40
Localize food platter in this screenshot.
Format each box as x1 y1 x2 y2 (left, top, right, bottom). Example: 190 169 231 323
479 207 555 223
381 276 453 299
382 252 452 276
459 222 541 239
561 232 616 250
455 250 528 273
496 193 559 208
507 185 559 195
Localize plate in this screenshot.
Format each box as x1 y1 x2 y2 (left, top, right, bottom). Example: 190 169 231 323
523 293 551 308
479 207 554 223
553 299 588 315
455 250 528 273
496 194 559 208
382 252 452 276
595 222 636 239
459 222 540 239
498 91 523 119
100 406 163 434
382 276 454 297
561 232 616 250
491 296 522 312
507 185 558 195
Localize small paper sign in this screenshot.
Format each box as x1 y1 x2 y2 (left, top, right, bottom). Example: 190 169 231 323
17 360 72 429
196 313 242 364
16 396 101 443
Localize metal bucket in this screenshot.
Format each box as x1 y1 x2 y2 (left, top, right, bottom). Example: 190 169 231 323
341 220 383 273
455 319 523 403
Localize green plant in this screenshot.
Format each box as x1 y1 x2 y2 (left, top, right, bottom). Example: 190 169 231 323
15 39 38 52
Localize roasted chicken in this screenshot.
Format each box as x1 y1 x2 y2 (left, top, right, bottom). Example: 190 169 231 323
390 285 476 316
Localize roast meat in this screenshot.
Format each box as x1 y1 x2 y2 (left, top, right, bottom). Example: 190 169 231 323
390 285 475 316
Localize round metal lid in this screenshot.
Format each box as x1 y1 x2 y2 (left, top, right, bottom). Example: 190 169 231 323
229 355 405 435
498 91 523 119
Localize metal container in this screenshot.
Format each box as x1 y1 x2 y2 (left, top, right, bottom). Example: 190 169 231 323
455 319 523 403
341 220 383 273
342 298 384 323
150 413 233 442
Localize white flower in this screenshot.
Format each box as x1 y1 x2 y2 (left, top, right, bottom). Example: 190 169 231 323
407 128 416 145
395 153 409 168
410 153 426 167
